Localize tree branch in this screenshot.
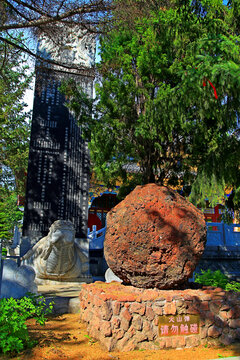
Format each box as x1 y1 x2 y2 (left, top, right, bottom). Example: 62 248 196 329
0 35 95 74
0 42 8 79
6 0 55 17
4 0 35 22
0 0 112 31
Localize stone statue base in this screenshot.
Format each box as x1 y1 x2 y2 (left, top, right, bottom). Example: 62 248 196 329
35 275 92 285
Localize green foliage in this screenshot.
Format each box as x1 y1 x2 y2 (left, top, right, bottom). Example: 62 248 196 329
225 281 240 293
0 189 23 245
0 32 31 246
194 269 240 292
220 206 234 224
62 0 240 206
1 247 7 257
0 33 32 195
195 269 229 288
0 293 54 354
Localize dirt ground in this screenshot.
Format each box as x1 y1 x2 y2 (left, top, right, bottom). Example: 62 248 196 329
0 314 240 360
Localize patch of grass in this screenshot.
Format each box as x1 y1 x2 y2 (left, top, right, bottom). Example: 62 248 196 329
84 334 96 344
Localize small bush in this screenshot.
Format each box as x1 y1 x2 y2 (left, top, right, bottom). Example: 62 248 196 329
194 269 240 292
0 293 54 354
194 269 229 288
225 281 240 292
1 248 7 257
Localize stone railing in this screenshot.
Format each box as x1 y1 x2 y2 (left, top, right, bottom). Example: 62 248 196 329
206 222 240 246
79 282 240 351
87 223 240 250
87 226 106 250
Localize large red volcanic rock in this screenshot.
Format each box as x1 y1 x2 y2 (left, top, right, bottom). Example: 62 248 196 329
104 184 206 289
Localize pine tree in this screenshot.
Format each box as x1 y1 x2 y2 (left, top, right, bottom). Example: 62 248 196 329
0 33 32 242
62 0 240 210
0 33 32 195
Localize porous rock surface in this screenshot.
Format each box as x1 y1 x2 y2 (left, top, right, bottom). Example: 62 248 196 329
104 184 206 289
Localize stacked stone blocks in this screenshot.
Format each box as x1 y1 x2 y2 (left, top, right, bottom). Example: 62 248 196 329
79 282 240 351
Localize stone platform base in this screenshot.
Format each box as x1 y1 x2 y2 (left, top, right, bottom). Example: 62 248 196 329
37 282 85 314
35 275 92 285
79 282 240 351
39 296 81 315
38 282 84 297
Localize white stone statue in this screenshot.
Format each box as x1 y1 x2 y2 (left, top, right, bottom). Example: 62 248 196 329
22 220 89 283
